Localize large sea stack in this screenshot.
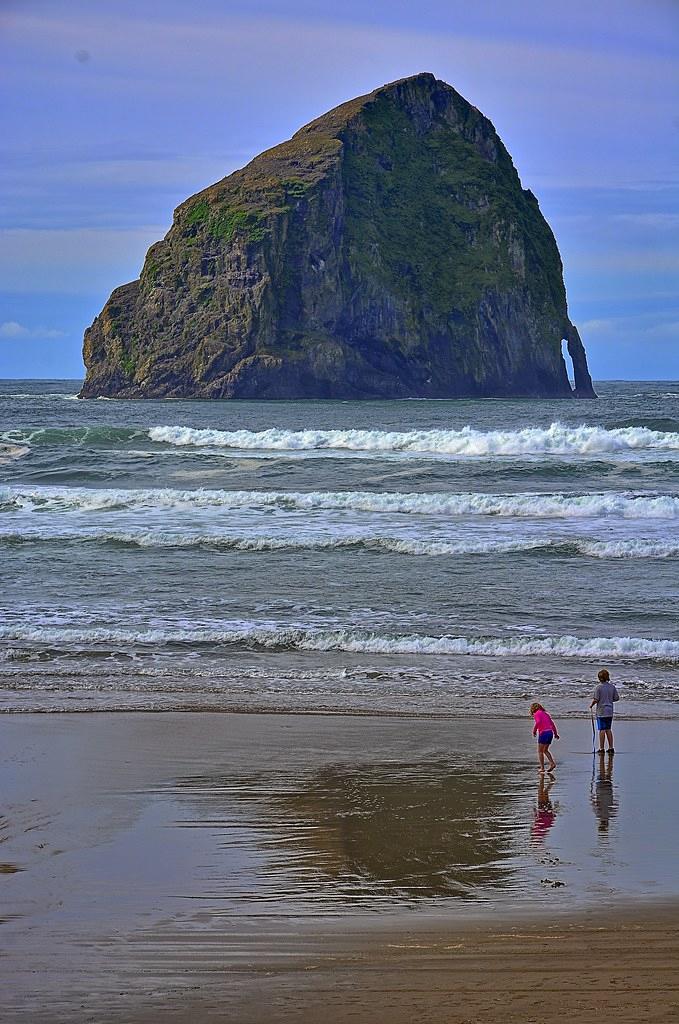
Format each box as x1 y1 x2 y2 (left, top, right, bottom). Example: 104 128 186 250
80 74 595 399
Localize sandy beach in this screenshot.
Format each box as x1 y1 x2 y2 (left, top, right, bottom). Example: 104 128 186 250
2 712 678 1022
123 910 679 1024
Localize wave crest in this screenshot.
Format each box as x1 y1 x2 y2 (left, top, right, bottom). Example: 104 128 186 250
2 528 679 560
148 422 679 457
2 624 678 663
3 484 679 519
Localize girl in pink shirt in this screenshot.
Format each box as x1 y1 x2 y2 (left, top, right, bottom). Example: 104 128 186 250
530 702 559 773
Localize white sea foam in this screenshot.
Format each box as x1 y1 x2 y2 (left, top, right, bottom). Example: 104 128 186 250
0 528 545 555
297 632 679 662
579 539 679 559
148 422 679 457
3 484 679 519
0 393 79 400
0 445 30 464
2 527 679 560
2 623 679 663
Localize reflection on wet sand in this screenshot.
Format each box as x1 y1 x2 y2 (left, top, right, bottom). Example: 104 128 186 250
175 760 528 902
591 756 617 835
531 775 557 845
4 716 679 1023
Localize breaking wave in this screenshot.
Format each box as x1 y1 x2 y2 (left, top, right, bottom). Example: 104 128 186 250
3 484 679 518
0 426 145 447
147 422 679 457
0 393 79 401
2 528 679 560
6 422 679 464
2 624 679 663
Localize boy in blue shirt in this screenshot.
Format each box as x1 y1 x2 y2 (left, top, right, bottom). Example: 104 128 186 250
589 668 620 755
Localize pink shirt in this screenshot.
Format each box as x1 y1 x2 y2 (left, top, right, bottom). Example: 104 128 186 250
533 709 557 734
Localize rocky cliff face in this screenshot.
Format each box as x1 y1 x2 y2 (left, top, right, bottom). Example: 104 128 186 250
80 73 595 399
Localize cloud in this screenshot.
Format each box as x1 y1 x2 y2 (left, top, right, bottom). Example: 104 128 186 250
0 153 245 230
4 3 677 233
579 309 679 377
582 319 616 335
0 226 164 293
611 213 679 230
6 6 677 178
0 320 65 340
645 320 679 340
571 251 679 273
582 314 679 342
3 155 243 192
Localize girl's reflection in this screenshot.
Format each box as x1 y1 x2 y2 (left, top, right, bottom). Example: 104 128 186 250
531 775 556 844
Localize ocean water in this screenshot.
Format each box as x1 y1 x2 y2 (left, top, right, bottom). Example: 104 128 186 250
2 379 679 716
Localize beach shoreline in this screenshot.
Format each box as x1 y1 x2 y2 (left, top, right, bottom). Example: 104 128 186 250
2 711 679 1021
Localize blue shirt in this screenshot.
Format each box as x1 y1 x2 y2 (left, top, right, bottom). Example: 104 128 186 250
593 681 619 717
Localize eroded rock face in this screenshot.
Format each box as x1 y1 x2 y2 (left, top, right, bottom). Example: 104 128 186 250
80 73 596 399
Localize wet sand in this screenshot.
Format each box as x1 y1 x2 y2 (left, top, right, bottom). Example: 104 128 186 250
2 712 679 1022
125 908 679 1024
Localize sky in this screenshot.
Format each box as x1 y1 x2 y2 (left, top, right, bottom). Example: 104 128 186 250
1 0 678 380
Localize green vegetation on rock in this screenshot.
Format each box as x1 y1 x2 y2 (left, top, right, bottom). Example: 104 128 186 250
209 207 266 243
80 73 595 400
185 200 209 225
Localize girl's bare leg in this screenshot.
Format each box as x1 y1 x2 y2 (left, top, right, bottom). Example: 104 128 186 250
547 747 557 770
538 744 546 771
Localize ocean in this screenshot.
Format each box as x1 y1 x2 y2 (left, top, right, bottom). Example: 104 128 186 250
2 379 679 717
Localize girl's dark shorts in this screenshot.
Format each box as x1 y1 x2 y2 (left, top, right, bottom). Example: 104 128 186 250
538 730 554 745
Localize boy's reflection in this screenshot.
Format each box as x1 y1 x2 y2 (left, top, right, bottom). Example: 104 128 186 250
591 756 617 835
531 774 556 844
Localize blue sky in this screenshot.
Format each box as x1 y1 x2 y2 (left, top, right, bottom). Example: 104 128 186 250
1 0 677 380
